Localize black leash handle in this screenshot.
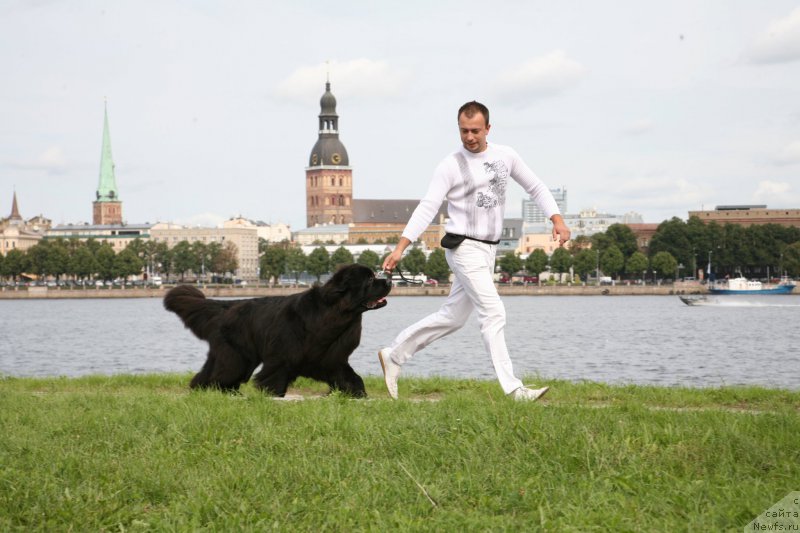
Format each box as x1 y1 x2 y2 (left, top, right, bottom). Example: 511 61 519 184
379 267 424 285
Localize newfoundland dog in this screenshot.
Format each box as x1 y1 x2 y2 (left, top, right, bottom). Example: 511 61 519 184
164 264 391 397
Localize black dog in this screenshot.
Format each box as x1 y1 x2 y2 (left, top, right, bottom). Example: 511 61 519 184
164 264 391 397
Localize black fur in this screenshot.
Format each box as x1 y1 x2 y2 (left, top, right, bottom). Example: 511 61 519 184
164 264 391 397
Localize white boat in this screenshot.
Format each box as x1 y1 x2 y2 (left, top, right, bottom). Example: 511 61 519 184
709 275 795 295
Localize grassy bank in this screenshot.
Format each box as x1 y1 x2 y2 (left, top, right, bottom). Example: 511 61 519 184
1 375 798 531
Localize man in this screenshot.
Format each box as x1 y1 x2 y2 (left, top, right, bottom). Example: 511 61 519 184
379 101 571 401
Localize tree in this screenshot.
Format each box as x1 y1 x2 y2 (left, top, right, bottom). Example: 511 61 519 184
69 246 98 282
626 251 649 279
525 249 548 276
604 224 639 258
261 245 287 285
190 241 209 279
782 242 800 277
401 247 427 276
171 241 195 281
572 249 596 280
423 248 450 282
284 247 307 284
46 239 70 280
306 247 330 282
651 251 678 279
549 247 572 275
600 245 625 278
356 250 380 270
214 241 239 278
568 235 592 256
113 248 143 281
649 217 691 268
26 241 50 280
498 252 522 276
331 247 354 271
1 249 28 281
95 244 116 281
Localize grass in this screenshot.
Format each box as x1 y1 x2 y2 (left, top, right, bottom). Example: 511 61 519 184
1 374 798 531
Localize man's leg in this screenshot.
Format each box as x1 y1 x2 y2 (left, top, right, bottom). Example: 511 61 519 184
379 273 473 398
448 241 524 394
387 276 473 365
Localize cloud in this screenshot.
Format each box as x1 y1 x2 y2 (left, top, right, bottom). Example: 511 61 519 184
621 120 654 136
492 50 586 103
274 59 411 104
770 140 800 165
745 7 800 64
752 180 800 206
0 145 69 174
174 212 227 228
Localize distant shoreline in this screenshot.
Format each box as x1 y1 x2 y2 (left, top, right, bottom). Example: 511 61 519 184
0 283 720 299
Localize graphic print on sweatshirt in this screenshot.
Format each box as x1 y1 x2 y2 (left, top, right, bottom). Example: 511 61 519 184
476 160 508 209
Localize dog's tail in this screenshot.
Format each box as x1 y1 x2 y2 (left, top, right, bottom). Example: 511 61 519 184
164 285 228 341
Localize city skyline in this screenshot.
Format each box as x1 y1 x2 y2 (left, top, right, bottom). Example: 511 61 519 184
2 1 799 230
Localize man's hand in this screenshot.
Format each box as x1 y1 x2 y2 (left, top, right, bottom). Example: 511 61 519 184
382 237 412 272
551 214 571 247
382 248 404 273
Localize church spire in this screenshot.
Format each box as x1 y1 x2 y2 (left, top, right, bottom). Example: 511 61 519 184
92 101 123 225
9 189 22 221
96 101 119 202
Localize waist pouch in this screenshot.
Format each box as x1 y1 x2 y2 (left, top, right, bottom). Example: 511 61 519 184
440 233 500 249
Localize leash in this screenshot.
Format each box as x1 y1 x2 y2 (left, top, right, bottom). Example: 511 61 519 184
394 268 424 285
378 268 424 285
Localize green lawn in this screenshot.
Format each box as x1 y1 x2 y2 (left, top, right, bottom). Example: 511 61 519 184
1 375 798 531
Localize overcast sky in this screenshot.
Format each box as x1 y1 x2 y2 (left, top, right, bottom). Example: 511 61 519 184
2 1 799 230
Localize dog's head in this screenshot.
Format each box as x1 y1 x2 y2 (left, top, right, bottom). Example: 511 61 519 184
321 264 391 312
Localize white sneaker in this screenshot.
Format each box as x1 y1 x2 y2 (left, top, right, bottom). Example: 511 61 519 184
378 348 401 400
509 386 549 402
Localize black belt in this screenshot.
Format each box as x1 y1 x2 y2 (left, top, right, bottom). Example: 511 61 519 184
441 232 499 249
463 235 500 245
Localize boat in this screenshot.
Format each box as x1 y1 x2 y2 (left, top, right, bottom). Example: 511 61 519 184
679 295 709 306
709 275 795 295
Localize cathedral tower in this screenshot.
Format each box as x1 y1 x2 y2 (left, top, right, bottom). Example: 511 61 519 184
93 102 123 225
305 81 352 227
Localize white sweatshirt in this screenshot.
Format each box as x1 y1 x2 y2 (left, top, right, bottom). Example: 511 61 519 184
402 143 561 243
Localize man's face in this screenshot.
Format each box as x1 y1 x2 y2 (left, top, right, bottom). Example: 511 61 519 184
459 112 490 153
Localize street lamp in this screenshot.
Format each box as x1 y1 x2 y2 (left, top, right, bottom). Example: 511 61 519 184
595 249 600 285
707 250 713 282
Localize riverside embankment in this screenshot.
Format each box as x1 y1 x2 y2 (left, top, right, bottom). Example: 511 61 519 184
0 282 712 299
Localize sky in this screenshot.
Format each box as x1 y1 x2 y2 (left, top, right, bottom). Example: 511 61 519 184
1 0 799 230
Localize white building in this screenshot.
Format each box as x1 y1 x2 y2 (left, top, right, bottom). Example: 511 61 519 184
223 217 292 243
293 223 350 245
522 187 568 223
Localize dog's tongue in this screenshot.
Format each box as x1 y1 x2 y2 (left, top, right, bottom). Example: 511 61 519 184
367 297 387 309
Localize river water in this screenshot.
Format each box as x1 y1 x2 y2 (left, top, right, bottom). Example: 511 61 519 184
2 295 798 390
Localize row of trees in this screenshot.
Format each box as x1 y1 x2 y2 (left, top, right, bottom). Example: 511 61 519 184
496 220 800 280
4 217 799 285
0 237 239 283
259 243 451 284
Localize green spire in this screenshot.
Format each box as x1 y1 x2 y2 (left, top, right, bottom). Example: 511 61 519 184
96 102 119 202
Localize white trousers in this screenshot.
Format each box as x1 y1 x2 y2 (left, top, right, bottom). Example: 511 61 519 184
387 239 524 394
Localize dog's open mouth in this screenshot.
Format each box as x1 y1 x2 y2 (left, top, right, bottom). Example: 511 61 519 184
364 297 388 310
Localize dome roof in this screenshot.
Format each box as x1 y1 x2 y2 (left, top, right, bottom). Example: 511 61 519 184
309 81 349 166
320 83 337 114
309 136 349 167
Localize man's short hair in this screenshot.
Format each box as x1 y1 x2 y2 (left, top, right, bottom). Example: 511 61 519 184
458 101 490 126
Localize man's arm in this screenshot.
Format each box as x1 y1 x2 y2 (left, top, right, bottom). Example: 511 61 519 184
382 237 412 272
551 214 571 247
